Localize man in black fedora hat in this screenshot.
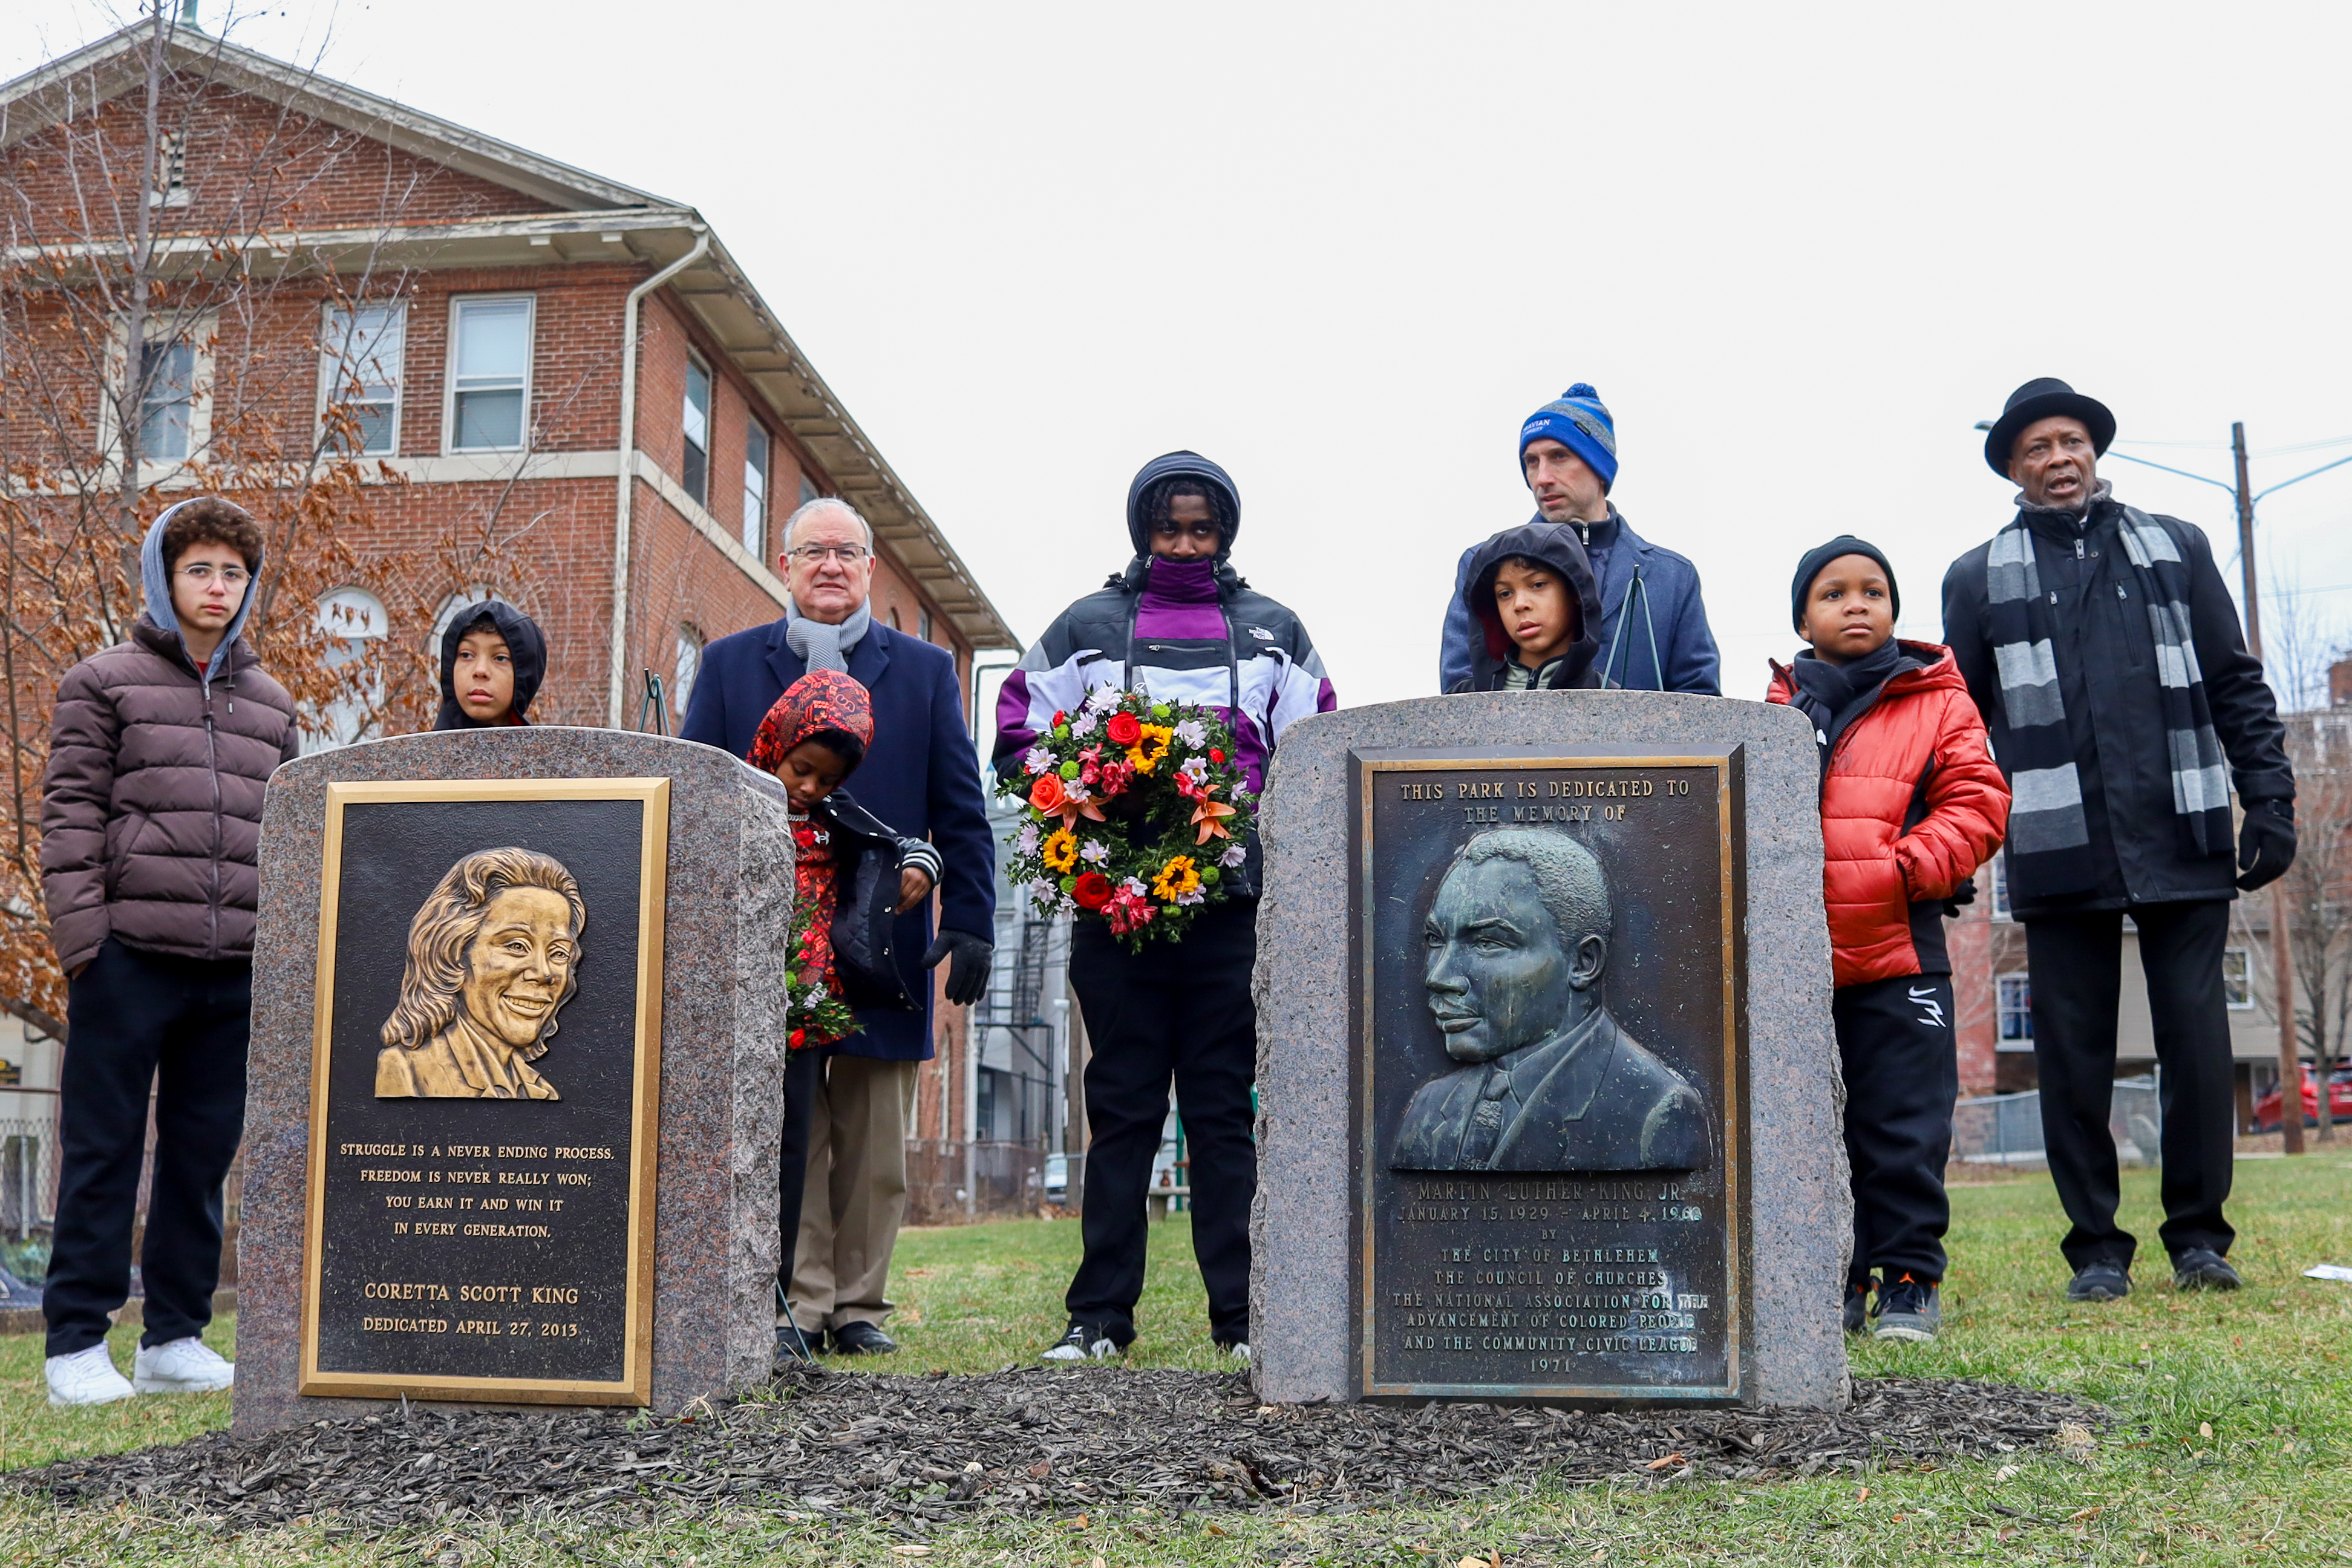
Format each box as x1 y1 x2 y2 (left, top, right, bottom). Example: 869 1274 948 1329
1941 377 2295 1303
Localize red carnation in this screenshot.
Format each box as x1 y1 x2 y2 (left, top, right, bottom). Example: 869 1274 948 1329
1052 710 1067 727
1072 871 1114 910
1106 711 1143 746
1209 747 1226 764
789 1028 806 1050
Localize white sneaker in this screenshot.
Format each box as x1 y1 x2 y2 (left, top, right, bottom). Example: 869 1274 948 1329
132 1336 235 1394
1039 1322 1122 1362
1226 1341 1252 1366
46 1344 135 1408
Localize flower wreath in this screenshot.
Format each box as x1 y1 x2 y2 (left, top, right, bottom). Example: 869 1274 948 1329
998 688 1257 950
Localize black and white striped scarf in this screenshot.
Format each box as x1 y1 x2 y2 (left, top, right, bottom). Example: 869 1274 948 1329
1987 489 2232 898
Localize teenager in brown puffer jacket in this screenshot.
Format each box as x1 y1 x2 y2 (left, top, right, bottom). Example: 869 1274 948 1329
37 497 297 1407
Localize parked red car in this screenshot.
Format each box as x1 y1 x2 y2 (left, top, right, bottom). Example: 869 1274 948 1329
2254 1065 2352 1131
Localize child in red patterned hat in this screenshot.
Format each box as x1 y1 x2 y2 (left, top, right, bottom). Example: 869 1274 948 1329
750 668 943 1364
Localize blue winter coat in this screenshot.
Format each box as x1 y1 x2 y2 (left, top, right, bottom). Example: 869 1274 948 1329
1439 508 1720 696
679 616 996 1062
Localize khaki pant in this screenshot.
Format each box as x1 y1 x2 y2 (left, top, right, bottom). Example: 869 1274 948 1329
789 1054 916 1333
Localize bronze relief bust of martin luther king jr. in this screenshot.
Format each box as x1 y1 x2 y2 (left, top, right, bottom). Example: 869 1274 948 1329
1388 829 1709 1173
375 846 583 1101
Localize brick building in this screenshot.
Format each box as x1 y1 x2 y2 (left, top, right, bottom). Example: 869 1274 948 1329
1 22 1018 1145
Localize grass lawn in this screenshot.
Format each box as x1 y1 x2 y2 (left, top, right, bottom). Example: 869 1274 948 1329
2 1154 2350 1564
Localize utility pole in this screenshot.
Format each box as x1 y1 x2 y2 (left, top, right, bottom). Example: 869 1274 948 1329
2235 421 2304 1156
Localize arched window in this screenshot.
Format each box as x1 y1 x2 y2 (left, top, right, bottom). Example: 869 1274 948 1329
306 586 388 753
673 626 704 727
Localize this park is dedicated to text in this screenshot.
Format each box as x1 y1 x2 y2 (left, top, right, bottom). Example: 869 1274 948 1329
1251 692 1849 1410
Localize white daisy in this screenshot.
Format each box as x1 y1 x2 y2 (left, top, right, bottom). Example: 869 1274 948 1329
1174 719 1208 748
1220 842 1247 867
1079 839 1110 864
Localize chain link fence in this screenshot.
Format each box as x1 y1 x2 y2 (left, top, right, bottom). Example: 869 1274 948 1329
1953 1074 2162 1166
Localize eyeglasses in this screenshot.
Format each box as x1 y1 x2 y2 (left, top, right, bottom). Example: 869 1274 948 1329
785 544 871 564
175 564 251 586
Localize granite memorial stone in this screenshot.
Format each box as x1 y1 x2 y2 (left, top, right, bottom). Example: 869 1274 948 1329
1250 694 1848 1410
237 730 794 1435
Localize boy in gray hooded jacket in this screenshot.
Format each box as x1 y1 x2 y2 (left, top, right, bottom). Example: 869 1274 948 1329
38 497 298 1406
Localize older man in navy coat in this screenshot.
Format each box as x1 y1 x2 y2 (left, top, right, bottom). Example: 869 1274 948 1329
682 497 995 1357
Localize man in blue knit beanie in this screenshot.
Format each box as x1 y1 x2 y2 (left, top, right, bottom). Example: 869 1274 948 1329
1438 384 1720 696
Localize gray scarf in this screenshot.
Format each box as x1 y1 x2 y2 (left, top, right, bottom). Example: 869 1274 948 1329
785 597 872 673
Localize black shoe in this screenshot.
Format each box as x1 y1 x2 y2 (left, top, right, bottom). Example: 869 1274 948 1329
1039 1320 1123 1362
2171 1248 2241 1292
1843 1277 1875 1336
828 1320 898 1355
1872 1272 1941 1342
774 1323 819 1364
2066 1260 2132 1302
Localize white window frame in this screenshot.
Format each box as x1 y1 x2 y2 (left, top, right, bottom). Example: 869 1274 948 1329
1989 851 2013 920
305 585 390 754
442 293 535 454
1996 971 2033 1050
102 309 215 477
742 421 771 557
2221 948 2254 1010
318 301 407 457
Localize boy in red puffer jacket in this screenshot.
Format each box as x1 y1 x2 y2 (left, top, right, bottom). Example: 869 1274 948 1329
1769 537 2010 1344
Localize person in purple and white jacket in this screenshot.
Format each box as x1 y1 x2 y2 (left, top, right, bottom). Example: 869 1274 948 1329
994 450 1334 1365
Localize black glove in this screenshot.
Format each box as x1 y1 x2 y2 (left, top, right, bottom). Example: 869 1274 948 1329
922 930 993 1007
1941 876 1978 921
2236 799 2296 892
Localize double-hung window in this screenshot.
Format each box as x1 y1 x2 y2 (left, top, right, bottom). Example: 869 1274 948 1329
682 357 711 505
322 304 405 455
742 423 771 555
139 337 197 461
1996 973 2033 1045
2222 949 2253 1008
448 295 532 451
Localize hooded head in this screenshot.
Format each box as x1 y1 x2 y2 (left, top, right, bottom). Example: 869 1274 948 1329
751 668 875 781
1459 521 1605 689
434 599 549 730
1125 451 1241 561
140 497 265 661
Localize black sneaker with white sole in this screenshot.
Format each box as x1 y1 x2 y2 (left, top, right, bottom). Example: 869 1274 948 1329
1039 1320 1123 1362
1871 1272 1940 1342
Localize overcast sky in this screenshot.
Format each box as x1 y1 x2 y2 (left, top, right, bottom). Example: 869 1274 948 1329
13 2 2352 708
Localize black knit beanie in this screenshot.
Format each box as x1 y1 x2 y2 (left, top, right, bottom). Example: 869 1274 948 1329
1790 537 1900 633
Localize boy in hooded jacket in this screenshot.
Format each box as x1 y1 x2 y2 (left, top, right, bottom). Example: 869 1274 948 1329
432 599 547 728
1766 537 2008 1343
995 452 1335 1364
39 498 299 1406
1447 521 1609 691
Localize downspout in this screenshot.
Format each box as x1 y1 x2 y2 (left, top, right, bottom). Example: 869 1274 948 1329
606 227 711 728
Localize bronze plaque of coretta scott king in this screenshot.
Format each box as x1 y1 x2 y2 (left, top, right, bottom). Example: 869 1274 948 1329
300 779 668 1406
1353 747 1746 1404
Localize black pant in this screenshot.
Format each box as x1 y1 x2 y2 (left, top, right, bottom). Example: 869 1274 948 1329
776 1046 822 1315
45 939 249 1357
2026 900 2236 1271
1835 974 1959 1286
1064 901 1257 1346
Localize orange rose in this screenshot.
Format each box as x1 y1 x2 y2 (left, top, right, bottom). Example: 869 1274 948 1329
1029 773 1068 815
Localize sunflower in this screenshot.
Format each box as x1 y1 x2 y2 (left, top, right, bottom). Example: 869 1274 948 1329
1040 827 1079 874
1151 854 1201 903
1126 723 1174 774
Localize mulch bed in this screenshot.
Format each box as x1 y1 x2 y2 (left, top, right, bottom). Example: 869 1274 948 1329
15 1368 2104 1535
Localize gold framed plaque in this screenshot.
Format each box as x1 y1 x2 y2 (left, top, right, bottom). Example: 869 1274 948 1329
298 778 670 1406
